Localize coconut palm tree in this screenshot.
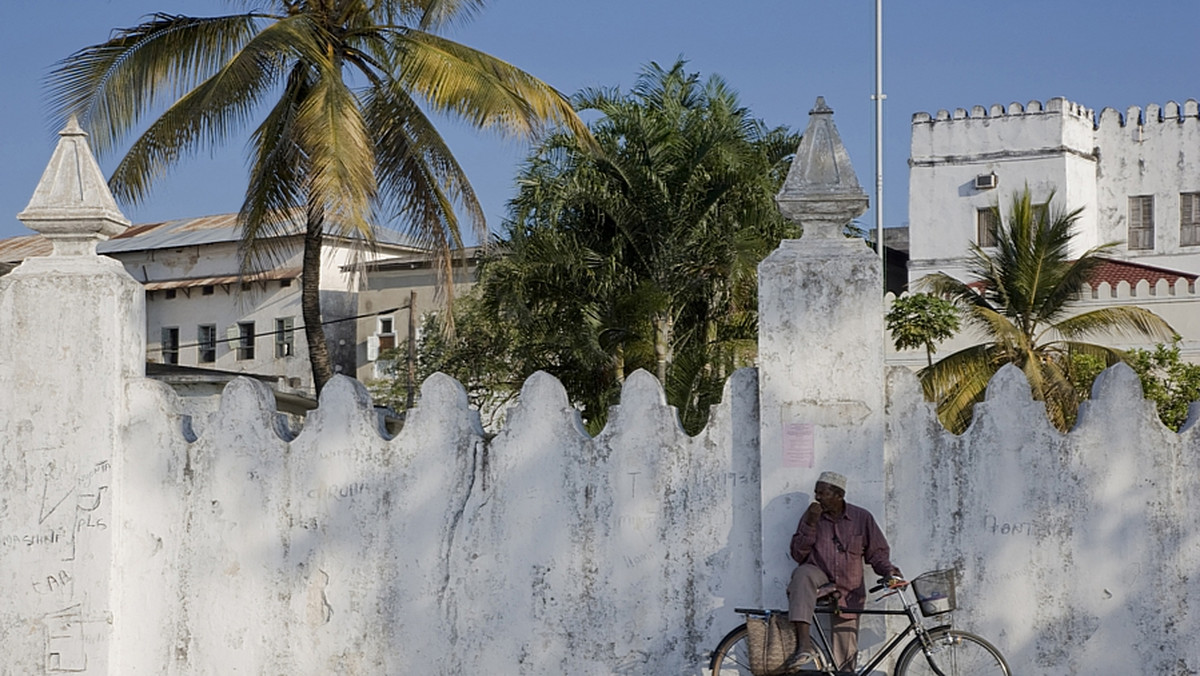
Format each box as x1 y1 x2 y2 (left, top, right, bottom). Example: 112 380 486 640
918 188 1175 433
461 60 799 433
46 0 590 394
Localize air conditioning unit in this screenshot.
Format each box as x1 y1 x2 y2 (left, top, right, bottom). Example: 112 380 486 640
974 173 998 190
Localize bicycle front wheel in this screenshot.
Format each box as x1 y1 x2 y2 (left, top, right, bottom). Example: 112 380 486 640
895 628 1010 676
709 624 753 676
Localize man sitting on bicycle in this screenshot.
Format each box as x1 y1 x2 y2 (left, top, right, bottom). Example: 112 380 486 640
785 471 901 671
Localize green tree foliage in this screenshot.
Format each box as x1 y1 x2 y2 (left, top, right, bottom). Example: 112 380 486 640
421 60 799 434
919 188 1175 433
47 1 589 394
885 293 961 367
1126 341 1200 431
1074 341 1200 431
370 290 523 429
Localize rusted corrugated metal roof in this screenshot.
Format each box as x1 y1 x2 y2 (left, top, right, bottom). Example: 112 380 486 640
0 213 424 263
99 213 301 253
98 212 421 253
0 234 53 263
143 266 302 290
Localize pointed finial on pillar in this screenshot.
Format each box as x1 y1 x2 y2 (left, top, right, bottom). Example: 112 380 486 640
775 97 869 239
17 116 130 256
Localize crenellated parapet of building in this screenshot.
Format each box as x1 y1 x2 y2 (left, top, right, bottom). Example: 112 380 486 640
1096 99 1200 127
910 97 1098 164
912 97 1094 125
912 97 1200 129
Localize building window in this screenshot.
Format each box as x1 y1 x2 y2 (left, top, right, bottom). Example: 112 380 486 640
237 322 255 360
161 327 179 365
275 317 295 358
164 289 177 300
378 316 397 351
1128 195 1155 250
198 324 216 363
1181 193 1200 246
202 285 215 296
977 208 1000 247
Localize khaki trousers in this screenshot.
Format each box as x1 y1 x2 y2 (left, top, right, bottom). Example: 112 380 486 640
787 564 860 670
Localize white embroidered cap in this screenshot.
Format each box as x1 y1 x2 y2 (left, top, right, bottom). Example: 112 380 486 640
817 471 847 492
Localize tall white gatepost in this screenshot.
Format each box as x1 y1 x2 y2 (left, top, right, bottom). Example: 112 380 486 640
757 98 886 606
0 119 143 673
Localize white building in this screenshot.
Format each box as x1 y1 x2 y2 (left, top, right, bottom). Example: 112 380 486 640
0 214 424 406
904 97 1200 362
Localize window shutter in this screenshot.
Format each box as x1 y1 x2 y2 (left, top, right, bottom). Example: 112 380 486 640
367 335 380 361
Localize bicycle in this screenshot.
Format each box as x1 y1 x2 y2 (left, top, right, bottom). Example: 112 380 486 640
708 570 1010 676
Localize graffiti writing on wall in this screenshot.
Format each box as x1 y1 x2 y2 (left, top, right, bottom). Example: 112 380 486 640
44 604 86 672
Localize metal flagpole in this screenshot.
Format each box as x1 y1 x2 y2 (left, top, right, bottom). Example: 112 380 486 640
874 0 885 266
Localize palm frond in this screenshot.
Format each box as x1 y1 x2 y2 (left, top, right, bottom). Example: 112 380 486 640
408 0 488 30
916 272 990 308
1047 305 1176 343
294 60 376 241
919 342 1003 433
47 13 268 155
238 63 311 273
364 80 480 243
388 29 594 146
103 15 323 204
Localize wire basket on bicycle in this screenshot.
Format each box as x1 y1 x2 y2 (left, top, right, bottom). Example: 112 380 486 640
911 569 956 616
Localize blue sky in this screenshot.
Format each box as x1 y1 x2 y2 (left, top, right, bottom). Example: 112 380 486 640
1 0 1198 243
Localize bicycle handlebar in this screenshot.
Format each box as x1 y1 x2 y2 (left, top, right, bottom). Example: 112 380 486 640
868 576 908 593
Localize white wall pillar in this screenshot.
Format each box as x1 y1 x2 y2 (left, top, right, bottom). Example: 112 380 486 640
0 118 141 673
757 98 886 606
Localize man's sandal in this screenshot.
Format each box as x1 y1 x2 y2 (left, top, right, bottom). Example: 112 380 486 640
780 650 815 672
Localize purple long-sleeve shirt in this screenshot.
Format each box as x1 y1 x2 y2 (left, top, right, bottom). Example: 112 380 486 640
790 502 896 611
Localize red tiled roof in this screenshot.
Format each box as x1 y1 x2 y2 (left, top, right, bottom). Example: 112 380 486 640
1087 257 1196 287
966 257 1196 292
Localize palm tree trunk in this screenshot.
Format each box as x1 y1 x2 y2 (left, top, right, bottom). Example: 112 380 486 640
303 209 335 395
653 312 673 385
614 343 626 383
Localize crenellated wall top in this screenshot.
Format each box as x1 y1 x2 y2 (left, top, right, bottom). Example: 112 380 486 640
913 97 1200 131
1096 99 1200 129
912 97 1094 125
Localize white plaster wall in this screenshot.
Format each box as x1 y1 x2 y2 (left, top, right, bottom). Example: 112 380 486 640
0 254 145 675
83 367 762 675
4 251 1200 674
95 356 1200 676
886 363 1200 675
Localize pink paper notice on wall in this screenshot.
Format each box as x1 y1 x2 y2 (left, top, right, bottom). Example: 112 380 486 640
782 422 814 468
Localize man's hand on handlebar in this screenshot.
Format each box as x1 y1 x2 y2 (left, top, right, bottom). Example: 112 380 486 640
869 571 906 593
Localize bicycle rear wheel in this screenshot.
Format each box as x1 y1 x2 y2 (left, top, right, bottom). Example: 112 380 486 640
895 628 1010 676
709 624 753 675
